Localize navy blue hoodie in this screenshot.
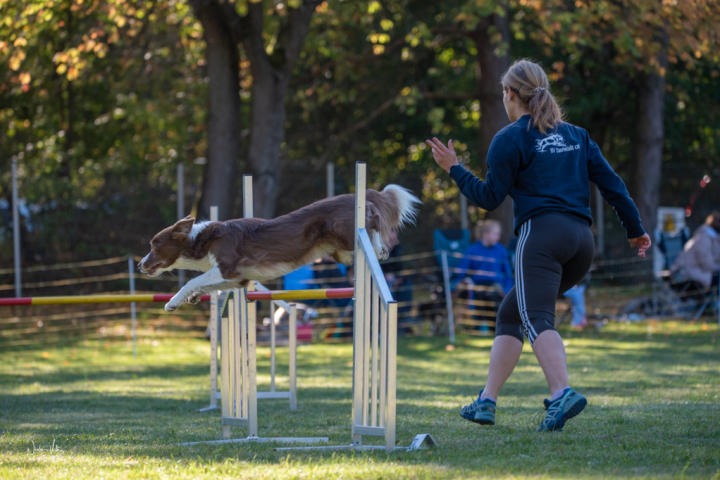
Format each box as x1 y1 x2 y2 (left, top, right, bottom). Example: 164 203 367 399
449 115 645 238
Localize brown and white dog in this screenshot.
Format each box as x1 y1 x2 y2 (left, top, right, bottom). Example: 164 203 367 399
139 185 421 311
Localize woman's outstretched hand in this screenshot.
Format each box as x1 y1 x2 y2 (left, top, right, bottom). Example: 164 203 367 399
628 233 652 258
426 138 459 173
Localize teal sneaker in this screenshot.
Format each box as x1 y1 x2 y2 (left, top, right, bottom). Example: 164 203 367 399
460 390 496 425
537 388 586 432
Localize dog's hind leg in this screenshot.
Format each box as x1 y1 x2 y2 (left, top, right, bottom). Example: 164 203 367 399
331 250 355 265
370 229 389 260
365 209 389 260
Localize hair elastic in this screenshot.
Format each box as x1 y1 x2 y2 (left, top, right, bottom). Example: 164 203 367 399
534 87 546 93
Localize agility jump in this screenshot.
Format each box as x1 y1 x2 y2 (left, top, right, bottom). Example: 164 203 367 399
181 163 434 452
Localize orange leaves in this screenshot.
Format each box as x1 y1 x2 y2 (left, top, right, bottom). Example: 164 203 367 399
53 43 98 81
9 52 25 71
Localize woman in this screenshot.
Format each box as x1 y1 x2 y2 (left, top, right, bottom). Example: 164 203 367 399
671 211 720 288
427 59 651 431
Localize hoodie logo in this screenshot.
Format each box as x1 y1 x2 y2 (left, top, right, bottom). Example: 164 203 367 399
535 134 567 152
535 133 580 154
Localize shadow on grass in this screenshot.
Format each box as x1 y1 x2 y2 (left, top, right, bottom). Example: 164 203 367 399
1 331 719 478
0 363 210 388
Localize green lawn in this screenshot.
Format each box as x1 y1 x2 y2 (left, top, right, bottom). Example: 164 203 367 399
1 321 718 479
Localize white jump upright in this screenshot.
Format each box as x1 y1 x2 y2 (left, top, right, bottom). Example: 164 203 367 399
198 206 221 413
351 161 398 451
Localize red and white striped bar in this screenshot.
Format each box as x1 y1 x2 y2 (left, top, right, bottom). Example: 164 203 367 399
0 294 210 306
246 288 354 302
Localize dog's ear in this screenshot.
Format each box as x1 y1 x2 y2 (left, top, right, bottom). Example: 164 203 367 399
172 217 195 236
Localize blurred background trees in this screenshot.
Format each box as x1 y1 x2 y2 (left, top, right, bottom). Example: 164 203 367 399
1 0 719 268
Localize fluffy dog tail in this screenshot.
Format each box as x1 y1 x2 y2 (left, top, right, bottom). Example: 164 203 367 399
381 184 422 229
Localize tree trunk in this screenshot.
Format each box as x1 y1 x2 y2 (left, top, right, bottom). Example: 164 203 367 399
195 4 241 221
245 72 288 219
633 40 668 237
474 8 514 243
243 1 318 219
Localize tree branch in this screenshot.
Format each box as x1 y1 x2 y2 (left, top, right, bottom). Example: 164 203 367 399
275 0 322 70
318 93 398 163
422 92 479 100
289 35 406 87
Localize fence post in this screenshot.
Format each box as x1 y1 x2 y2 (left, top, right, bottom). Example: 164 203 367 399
12 159 21 297
128 257 137 357
177 163 185 288
441 250 456 344
460 194 468 231
327 162 335 198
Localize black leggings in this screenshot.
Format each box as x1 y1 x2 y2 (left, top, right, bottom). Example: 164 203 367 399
497 213 595 345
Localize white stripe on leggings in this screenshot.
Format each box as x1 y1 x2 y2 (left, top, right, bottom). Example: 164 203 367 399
515 220 538 343
514 223 530 339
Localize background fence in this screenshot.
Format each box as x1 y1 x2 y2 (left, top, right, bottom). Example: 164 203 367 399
4 239 715 350
3 160 717 348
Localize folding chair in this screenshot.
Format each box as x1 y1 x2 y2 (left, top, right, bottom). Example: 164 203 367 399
657 228 717 320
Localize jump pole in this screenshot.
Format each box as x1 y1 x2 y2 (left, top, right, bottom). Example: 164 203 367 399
0 294 211 306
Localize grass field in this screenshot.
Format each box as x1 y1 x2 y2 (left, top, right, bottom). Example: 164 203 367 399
1 320 718 479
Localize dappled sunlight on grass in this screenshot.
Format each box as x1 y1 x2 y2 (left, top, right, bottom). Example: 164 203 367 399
1 319 719 479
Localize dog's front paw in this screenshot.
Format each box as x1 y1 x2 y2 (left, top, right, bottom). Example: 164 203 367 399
164 302 179 312
379 246 390 260
185 292 202 305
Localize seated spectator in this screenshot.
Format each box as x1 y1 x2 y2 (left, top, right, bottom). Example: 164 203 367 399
562 273 591 330
453 220 514 295
453 220 513 333
670 211 720 288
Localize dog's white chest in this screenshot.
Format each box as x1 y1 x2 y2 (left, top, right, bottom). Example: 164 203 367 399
173 253 217 272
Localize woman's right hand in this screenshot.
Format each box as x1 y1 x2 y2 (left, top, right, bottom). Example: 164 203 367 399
628 234 652 258
426 138 459 173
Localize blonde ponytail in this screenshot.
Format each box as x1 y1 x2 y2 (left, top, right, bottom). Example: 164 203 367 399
501 59 564 135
